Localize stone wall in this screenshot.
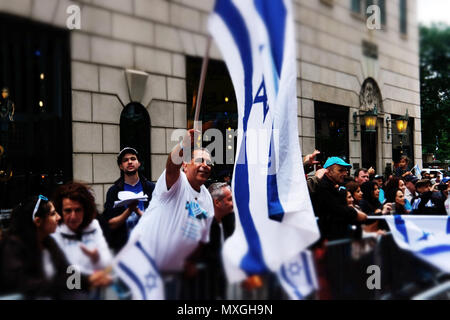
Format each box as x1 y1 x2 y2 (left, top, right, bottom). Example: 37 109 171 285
0 0 422 208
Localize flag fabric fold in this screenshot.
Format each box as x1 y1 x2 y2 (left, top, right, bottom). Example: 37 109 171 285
113 236 164 300
209 0 320 282
385 215 450 273
412 164 422 179
277 250 318 300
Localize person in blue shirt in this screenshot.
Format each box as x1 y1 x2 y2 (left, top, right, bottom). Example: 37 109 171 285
102 147 155 253
372 174 386 204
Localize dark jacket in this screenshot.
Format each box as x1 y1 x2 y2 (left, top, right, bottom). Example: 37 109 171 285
411 191 446 215
311 175 359 241
102 175 155 252
198 213 235 299
0 235 90 299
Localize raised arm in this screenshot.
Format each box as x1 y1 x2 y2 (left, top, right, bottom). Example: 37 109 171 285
166 129 196 190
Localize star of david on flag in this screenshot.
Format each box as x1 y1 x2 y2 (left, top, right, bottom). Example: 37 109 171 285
385 215 450 273
113 236 164 300
277 250 318 300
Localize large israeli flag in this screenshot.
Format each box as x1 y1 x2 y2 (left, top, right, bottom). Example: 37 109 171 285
113 236 164 300
209 0 320 282
385 215 450 273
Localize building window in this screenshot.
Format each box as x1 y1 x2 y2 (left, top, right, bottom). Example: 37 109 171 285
314 102 350 165
351 0 386 26
120 103 151 179
0 13 71 210
186 56 237 181
399 0 407 34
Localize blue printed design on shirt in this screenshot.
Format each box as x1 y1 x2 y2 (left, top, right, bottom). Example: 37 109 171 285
181 220 201 241
185 201 208 220
124 181 145 234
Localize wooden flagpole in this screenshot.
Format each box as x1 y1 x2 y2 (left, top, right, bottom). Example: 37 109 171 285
193 36 212 148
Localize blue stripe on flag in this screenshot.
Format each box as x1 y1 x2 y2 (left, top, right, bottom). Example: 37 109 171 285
118 262 146 300
418 245 450 255
394 215 409 243
254 0 286 77
267 129 284 221
215 0 268 275
301 252 313 286
447 217 450 234
280 264 303 299
136 241 160 277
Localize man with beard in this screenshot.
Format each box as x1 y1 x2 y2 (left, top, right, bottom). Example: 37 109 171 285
102 147 155 252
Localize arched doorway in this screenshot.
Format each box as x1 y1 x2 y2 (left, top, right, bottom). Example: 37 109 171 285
359 78 383 171
120 102 151 179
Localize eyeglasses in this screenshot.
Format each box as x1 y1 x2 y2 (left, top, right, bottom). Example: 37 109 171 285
193 157 214 167
32 195 48 221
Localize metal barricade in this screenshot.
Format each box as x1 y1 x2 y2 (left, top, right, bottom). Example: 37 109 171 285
318 233 446 300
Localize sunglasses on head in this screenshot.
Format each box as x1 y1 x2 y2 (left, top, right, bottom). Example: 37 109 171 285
32 195 48 221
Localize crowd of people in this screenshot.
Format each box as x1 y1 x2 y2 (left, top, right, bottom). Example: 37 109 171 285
0 129 235 299
306 154 450 242
0 132 449 299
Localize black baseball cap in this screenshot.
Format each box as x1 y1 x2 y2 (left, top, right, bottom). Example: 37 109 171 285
404 175 419 184
117 147 139 165
415 179 431 188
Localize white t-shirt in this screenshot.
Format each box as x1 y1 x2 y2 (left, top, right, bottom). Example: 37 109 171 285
445 195 450 215
52 219 113 275
131 170 214 272
404 188 417 203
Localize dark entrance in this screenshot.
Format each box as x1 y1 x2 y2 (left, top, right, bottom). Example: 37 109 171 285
120 102 151 179
186 56 238 182
314 102 350 164
361 125 378 171
0 14 72 218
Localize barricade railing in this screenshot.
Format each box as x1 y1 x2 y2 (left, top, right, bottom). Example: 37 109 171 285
1 220 449 300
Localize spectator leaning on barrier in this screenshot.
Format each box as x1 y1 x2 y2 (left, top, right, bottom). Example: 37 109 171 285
384 177 412 212
359 181 392 234
344 181 365 238
51 182 113 297
0 195 110 299
411 179 446 215
311 157 367 241
102 147 155 253
385 188 408 215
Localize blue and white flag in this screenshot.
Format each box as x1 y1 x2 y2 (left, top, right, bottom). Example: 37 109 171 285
277 250 318 300
209 0 320 282
385 215 450 273
113 236 164 300
412 164 422 179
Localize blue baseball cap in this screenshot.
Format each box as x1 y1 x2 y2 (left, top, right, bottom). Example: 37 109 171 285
443 177 450 183
323 157 352 169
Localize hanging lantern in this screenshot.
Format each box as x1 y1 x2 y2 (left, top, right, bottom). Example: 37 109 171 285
364 114 377 132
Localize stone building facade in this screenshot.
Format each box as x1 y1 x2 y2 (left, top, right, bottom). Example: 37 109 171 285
0 0 421 209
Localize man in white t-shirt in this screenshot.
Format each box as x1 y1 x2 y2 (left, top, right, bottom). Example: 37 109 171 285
131 129 214 272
